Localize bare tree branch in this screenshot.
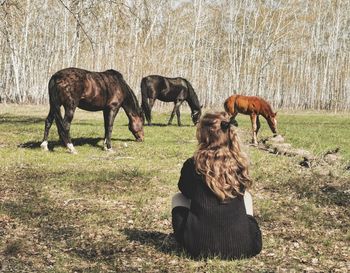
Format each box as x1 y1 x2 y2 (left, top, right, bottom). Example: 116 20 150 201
56 0 95 56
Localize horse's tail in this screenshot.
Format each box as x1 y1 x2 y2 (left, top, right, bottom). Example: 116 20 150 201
140 77 151 123
224 95 236 115
48 77 68 144
223 97 230 113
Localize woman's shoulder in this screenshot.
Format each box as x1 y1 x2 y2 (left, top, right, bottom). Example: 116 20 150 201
183 157 195 167
181 157 196 175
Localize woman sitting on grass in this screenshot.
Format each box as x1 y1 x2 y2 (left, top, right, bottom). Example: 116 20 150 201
171 112 262 259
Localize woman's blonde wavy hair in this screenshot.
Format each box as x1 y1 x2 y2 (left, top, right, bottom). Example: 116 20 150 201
194 111 252 202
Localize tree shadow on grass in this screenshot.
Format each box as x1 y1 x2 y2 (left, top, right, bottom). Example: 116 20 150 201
0 114 45 124
18 140 60 149
18 137 103 150
145 123 167 127
123 228 184 256
144 123 193 127
2 188 121 263
290 176 350 207
319 185 350 206
18 137 136 150
114 138 136 142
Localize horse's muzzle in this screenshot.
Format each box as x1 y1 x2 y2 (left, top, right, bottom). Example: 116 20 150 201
135 133 144 142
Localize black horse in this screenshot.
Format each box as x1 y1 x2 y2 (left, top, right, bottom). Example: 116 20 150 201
140 75 202 126
40 67 144 153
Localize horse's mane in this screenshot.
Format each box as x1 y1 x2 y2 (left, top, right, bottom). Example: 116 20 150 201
184 79 201 111
259 97 275 117
106 70 142 116
105 69 123 79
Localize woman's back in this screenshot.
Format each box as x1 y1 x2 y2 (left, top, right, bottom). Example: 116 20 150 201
175 158 262 259
172 111 262 259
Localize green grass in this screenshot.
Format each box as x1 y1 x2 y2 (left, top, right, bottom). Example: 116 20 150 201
0 104 349 272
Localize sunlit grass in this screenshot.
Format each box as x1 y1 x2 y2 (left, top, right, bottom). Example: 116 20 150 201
0 104 349 272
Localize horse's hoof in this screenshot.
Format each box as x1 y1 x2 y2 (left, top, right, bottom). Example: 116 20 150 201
271 134 284 143
104 147 115 153
68 149 78 154
40 141 49 151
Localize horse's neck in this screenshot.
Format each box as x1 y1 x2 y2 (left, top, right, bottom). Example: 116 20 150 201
122 104 140 125
122 103 134 116
122 90 140 118
186 88 200 111
261 101 274 118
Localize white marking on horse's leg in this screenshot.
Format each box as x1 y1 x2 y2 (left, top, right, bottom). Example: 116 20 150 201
252 132 258 145
67 143 77 154
103 139 114 152
103 138 108 149
40 141 49 151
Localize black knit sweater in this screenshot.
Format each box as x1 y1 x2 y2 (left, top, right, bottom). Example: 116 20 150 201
172 158 262 259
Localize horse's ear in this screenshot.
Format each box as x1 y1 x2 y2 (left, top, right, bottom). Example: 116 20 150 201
275 111 278 116
201 104 203 108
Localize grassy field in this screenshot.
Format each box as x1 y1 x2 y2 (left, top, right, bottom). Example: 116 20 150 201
0 104 349 273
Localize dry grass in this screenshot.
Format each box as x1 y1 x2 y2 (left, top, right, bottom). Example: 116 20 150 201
0 104 349 272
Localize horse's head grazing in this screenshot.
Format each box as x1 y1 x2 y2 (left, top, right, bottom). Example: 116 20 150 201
129 113 144 142
267 112 278 135
191 107 202 125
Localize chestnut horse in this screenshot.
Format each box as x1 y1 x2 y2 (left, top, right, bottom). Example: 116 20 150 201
224 95 277 145
141 75 202 126
40 67 144 154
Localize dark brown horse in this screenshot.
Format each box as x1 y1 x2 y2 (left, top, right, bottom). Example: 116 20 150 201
40 67 144 153
224 95 277 145
140 75 202 126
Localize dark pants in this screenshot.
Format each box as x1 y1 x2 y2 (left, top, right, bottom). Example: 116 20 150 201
171 206 189 243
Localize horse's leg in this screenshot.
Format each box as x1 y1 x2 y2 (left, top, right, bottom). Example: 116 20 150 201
256 115 261 137
231 111 238 119
250 114 258 145
40 108 55 151
103 107 120 151
168 100 182 126
148 98 155 125
175 101 184 126
103 109 110 148
63 106 77 154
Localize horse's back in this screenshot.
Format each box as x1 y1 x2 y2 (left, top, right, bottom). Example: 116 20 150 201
48 67 125 110
51 67 122 86
141 75 166 98
50 67 90 83
141 75 166 89
225 95 270 115
236 95 258 113
141 75 188 101
49 68 88 100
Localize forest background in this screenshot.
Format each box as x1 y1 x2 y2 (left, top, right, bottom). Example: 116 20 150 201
1 0 350 111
